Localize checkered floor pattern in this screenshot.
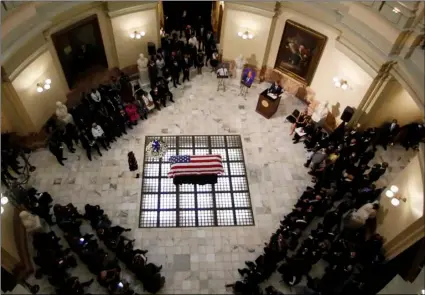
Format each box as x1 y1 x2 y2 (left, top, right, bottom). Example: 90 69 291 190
139 135 255 228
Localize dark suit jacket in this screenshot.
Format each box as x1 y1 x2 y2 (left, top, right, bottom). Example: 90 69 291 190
171 62 181 77
269 82 283 95
181 59 191 71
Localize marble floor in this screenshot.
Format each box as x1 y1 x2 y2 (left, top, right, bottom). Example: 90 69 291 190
24 72 416 294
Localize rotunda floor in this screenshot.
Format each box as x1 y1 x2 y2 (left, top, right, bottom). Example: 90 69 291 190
24 72 415 294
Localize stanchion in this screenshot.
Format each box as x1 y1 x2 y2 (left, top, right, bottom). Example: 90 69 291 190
217 77 226 92
239 83 249 97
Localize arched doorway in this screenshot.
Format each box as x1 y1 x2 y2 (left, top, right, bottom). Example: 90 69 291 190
51 15 108 90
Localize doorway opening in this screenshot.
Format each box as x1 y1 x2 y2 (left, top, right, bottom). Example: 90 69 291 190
163 1 213 33
51 15 108 90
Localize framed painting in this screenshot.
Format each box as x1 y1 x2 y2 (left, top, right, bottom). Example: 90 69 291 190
274 20 328 85
241 68 256 88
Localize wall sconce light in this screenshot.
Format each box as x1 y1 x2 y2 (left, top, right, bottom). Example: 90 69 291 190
385 185 406 207
1 194 8 215
129 31 145 39
392 7 400 14
333 77 349 90
238 31 254 40
36 78 51 93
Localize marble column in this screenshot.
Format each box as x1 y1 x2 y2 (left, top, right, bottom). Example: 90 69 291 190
348 61 396 128
1 67 36 135
259 2 281 82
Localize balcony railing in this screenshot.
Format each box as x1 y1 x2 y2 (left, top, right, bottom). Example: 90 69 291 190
361 1 419 29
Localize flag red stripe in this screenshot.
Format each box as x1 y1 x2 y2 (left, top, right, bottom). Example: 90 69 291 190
169 170 224 177
167 154 224 178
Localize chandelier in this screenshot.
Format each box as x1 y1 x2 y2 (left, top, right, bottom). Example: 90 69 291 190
333 77 349 90
129 30 146 39
145 139 168 159
238 31 254 40
36 78 51 93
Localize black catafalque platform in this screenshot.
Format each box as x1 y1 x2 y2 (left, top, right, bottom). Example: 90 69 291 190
139 135 255 228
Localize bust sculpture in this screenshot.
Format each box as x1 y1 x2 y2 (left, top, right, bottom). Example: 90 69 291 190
235 54 247 69
19 211 42 233
55 101 74 125
137 53 148 70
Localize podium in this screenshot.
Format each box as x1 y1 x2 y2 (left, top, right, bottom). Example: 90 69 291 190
255 90 282 119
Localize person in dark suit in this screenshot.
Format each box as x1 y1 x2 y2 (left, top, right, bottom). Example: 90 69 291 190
157 78 174 106
80 128 102 161
204 31 215 64
181 54 191 82
366 162 388 183
150 87 163 110
399 122 425 150
180 10 188 37
268 80 283 96
196 24 206 51
171 58 181 88
195 49 205 75
48 136 67 166
379 119 400 149
148 57 158 89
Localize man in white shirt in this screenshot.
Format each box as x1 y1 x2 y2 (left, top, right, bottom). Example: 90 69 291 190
216 66 228 77
188 35 198 48
91 123 110 151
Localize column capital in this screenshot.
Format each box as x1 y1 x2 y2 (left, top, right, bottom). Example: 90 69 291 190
274 2 282 18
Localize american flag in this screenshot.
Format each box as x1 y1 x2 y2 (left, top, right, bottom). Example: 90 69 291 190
168 155 224 178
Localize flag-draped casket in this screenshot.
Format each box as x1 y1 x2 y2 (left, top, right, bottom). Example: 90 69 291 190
168 154 224 185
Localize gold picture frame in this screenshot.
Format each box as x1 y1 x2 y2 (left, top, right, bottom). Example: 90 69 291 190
274 20 328 86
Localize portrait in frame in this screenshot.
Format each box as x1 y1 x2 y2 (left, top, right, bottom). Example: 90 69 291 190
241 68 256 88
274 20 328 85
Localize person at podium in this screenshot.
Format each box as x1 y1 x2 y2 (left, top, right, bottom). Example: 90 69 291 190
267 80 284 97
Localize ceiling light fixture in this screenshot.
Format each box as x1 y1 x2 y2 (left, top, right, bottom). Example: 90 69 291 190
392 7 400 14
385 185 406 207
333 77 349 90
238 30 254 40
36 78 51 93
1 196 8 205
130 31 145 39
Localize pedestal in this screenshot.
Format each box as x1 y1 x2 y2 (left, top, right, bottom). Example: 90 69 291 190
233 68 243 85
138 68 150 87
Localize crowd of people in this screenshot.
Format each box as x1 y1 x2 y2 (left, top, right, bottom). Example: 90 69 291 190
151 13 219 89
225 109 423 295
291 111 425 152
47 71 162 165
46 16 220 167
22 186 165 295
